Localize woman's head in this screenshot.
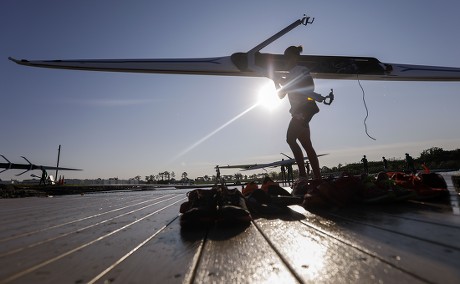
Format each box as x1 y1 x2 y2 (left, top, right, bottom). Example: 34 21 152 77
284 45 302 67
284 45 303 58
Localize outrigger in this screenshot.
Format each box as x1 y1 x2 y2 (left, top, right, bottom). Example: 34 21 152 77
0 155 82 176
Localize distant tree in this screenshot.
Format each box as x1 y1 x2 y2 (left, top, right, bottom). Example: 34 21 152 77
419 147 444 162
182 172 188 180
149 175 156 183
321 166 331 174
234 173 243 181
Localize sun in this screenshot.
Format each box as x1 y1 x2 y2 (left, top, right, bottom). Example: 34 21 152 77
257 82 281 110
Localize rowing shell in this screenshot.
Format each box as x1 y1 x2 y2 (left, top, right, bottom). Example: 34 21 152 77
8 52 460 82
8 13 460 82
218 154 328 171
0 155 81 176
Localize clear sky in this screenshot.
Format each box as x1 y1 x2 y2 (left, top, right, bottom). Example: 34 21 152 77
1 0 460 181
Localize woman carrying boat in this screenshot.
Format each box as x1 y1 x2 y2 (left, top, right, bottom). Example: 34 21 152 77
248 45 332 191
275 46 328 182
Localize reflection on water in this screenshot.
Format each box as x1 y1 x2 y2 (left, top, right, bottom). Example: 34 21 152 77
441 171 460 215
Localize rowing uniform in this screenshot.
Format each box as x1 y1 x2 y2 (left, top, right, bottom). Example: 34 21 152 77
280 66 322 124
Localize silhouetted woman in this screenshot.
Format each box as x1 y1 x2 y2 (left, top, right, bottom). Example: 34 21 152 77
276 46 327 181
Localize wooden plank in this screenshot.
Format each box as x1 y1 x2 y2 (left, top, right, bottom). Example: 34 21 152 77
0 193 185 283
293 205 460 283
2 187 460 284
253 208 425 283
368 202 460 228
324 207 460 249
193 223 300 283
11 203 182 284
0 194 178 256
0 193 165 239
95 218 207 284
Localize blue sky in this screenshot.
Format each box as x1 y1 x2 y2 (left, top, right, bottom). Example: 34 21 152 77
1 0 459 181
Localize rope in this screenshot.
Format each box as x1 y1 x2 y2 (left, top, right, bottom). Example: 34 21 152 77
357 74 376 140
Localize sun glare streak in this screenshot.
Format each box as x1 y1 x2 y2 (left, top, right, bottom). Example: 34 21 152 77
171 82 282 162
257 82 281 110
171 103 258 161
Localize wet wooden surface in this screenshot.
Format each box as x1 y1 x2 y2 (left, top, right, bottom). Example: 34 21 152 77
1 176 459 284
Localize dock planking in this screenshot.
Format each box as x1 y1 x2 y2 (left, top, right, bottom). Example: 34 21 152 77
0 180 459 284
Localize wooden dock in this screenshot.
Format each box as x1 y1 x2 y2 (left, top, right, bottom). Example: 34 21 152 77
1 177 459 283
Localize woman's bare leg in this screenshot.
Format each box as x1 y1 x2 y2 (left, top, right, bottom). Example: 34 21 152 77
298 125 321 180
286 118 307 178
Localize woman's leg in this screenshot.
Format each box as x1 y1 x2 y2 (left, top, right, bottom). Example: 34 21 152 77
298 125 321 180
286 118 307 178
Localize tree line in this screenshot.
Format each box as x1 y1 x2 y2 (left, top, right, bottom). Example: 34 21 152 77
134 147 459 184
321 147 460 175
262 147 459 181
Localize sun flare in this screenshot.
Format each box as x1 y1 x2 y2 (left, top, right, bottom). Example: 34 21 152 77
257 82 281 110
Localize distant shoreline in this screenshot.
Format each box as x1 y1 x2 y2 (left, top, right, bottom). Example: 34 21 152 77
2 172 459 198
0 184 162 198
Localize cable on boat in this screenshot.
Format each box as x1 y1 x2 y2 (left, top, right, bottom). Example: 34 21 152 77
357 73 376 140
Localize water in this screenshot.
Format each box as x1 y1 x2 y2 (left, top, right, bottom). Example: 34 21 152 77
440 170 460 215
